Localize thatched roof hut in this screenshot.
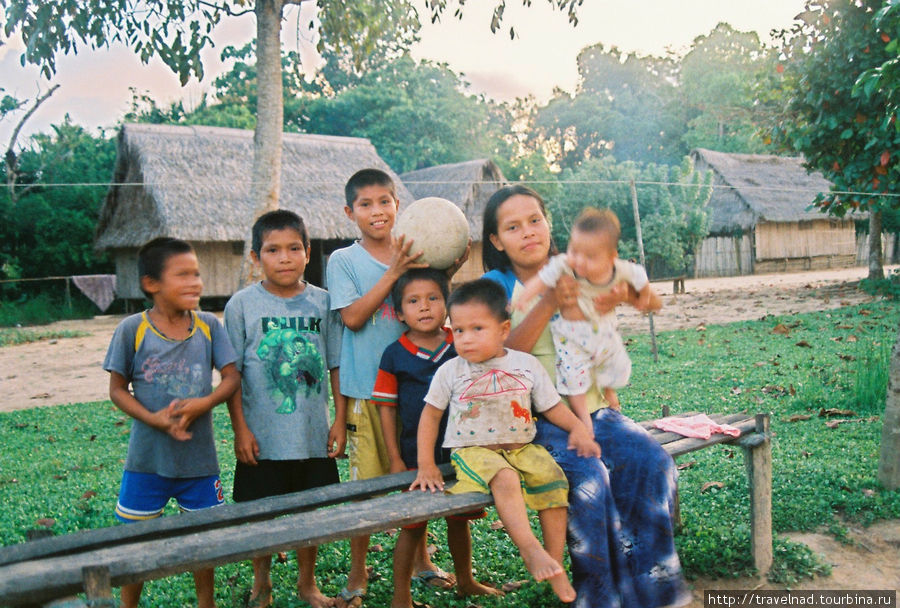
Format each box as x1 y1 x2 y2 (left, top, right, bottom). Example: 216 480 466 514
400 159 506 282
96 123 411 298
690 149 859 277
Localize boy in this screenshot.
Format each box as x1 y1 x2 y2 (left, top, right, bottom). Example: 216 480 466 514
324 168 431 608
373 269 503 608
224 210 345 608
412 279 601 604
103 237 240 608
517 207 661 421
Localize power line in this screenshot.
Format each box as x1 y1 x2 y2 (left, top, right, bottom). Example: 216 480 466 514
6 178 900 199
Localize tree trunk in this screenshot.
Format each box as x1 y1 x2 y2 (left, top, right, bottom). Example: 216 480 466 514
878 329 900 490
238 0 285 288
867 209 884 281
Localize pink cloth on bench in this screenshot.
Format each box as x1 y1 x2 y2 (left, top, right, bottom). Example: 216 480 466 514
653 414 741 440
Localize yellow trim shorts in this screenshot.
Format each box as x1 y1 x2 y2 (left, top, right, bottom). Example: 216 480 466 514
448 443 569 511
346 398 391 481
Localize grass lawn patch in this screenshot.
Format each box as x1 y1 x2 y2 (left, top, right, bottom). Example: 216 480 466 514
0 327 90 346
1 300 898 604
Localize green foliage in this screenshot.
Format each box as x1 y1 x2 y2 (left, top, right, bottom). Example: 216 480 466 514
680 23 778 154
549 155 712 278
0 326 88 346
860 267 900 298
853 338 891 414
0 292 99 327
772 0 900 218
300 55 508 173
0 119 115 281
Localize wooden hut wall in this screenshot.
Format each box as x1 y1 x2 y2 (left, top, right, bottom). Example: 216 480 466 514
753 220 857 273
113 249 142 299
194 242 243 297
694 233 753 278
452 242 484 285
856 231 898 265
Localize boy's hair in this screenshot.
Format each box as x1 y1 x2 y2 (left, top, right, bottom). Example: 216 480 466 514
137 237 195 298
344 168 396 208
447 278 510 323
251 209 310 255
573 207 620 244
391 268 450 310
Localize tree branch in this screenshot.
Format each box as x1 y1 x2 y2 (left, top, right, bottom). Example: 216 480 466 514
5 84 60 203
196 0 254 17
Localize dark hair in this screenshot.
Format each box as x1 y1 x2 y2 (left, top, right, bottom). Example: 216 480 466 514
344 168 396 208
447 278 510 323
391 268 450 311
573 207 620 244
137 237 194 298
251 209 309 255
481 184 557 272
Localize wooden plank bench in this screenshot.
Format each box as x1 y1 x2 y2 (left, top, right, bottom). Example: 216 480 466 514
0 412 770 607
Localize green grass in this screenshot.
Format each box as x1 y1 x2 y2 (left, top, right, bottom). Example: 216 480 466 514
0 292 99 328
0 327 90 346
1 300 898 605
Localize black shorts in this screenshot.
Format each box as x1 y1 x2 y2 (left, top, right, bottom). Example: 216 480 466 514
233 458 340 503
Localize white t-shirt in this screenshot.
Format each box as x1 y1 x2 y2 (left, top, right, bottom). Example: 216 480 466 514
425 349 561 448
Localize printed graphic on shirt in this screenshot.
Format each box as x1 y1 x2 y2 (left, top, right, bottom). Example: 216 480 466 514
256 318 325 414
141 357 206 399
456 369 531 434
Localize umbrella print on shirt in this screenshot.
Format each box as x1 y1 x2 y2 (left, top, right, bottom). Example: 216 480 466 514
460 369 527 401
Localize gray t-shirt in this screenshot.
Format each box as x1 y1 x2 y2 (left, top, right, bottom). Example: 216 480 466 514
103 310 236 478
224 282 342 460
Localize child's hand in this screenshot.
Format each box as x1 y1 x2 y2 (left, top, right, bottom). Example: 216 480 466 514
446 239 472 279
327 422 346 459
388 234 428 277
168 397 207 431
388 458 407 475
233 424 260 465
592 281 629 315
151 406 192 441
410 463 444 492
567 424 602 459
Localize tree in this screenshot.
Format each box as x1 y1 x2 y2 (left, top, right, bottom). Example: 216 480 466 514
852 0 900 491
0 118 116 281
772 0 900 281
299 55 506 172
534 45 685 169
679 23 775 154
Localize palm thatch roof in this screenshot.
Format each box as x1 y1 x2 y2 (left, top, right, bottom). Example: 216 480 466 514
691 148 842 233
400 159 506 240
95 123 412 250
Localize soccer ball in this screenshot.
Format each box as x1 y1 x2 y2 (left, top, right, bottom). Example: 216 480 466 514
395 197 470 270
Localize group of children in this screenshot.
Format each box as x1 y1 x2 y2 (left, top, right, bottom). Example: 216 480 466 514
105 167 654 608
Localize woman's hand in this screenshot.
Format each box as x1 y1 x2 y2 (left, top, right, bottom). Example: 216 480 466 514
592 281 630 315
551 274 578 310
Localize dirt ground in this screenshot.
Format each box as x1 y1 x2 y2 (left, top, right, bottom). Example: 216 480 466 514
1 265 898 595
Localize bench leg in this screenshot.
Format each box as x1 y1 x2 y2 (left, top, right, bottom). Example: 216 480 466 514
83 566 115 607
743 414 773 575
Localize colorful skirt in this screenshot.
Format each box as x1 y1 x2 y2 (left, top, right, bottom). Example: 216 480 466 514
534 408 688 608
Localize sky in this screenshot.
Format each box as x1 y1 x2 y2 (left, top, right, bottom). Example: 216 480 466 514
0 0 807 143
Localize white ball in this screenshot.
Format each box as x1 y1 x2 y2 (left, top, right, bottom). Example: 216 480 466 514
395 197 470 270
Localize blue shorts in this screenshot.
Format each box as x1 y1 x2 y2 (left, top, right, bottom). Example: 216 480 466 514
115 471 224 523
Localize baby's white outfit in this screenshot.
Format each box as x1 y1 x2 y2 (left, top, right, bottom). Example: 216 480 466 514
537 255 648 396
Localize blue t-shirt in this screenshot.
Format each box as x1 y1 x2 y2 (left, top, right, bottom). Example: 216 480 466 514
325 241 405 399
224 282 343 460
372 328 455 468
103 310 236 478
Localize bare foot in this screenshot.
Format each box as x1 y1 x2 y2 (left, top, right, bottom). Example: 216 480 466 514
298 583 335 608
546 571 576 603
521 546 575 603
248 583 272 608
456 579 505 597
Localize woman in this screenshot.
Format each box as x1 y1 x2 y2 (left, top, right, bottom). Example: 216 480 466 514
481 184 688 608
